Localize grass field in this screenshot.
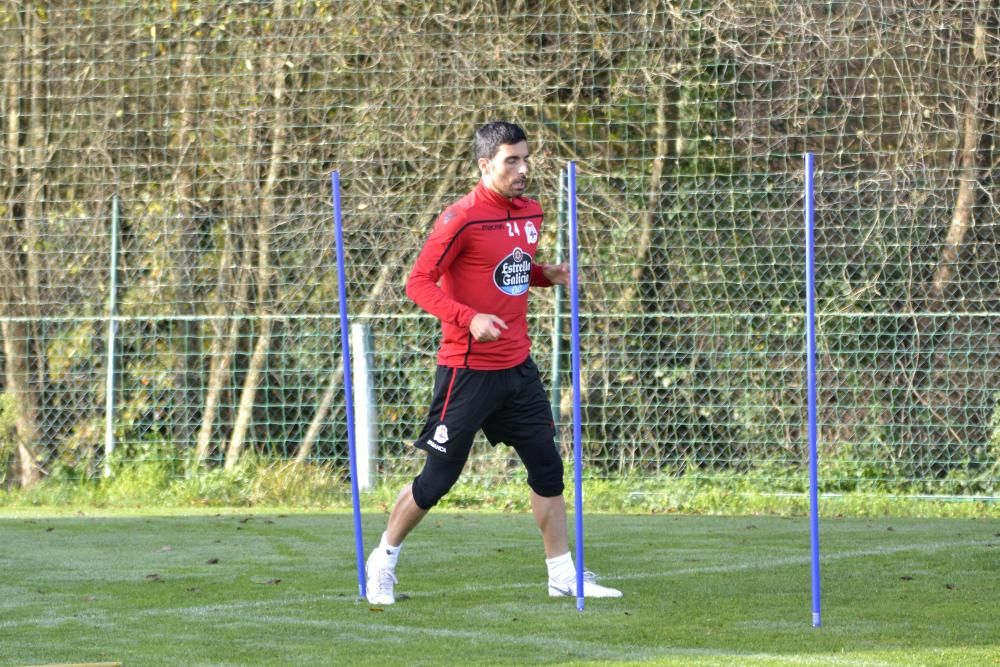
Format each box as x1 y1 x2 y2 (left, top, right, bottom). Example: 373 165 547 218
0 510 996 666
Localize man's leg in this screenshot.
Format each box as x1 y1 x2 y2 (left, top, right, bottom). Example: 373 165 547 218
529 489 622 598
385 483 429 546
490 359 623 599
365 454 466 604
530 490 569 558
364 484 428 605
366 364 497 604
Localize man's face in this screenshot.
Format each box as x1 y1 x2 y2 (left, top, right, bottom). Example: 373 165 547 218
479 140 530 199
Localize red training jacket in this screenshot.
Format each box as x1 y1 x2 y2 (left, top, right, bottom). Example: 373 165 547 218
406 181 553 370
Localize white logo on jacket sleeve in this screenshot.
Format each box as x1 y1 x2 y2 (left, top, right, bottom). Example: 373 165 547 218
524 220 538 244
493 247 532 296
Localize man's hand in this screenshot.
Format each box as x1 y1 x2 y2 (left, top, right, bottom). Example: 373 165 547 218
469 313 508 342
540 262 570 287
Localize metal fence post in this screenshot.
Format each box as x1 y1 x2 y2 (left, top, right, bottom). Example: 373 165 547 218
351 321 377 491
104 195 120 476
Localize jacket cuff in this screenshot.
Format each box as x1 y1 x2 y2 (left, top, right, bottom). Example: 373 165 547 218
530 263 553 288
456 308 477 330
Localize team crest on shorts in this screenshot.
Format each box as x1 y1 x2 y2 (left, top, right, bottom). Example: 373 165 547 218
494 247 532 296
433 424 449 444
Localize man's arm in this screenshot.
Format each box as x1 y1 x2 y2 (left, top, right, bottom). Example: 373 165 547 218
406 252 476 331
468 313 508 342
532 262 570 287
405 208 479 329
408 243 509 342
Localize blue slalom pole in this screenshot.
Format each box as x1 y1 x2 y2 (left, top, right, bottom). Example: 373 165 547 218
567 162 585 612
804 153 822 627
331 171 367 600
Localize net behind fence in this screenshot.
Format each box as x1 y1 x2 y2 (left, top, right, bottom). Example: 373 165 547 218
1 1 997 496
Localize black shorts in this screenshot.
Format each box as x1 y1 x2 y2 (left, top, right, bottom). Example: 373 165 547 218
412 357 557 463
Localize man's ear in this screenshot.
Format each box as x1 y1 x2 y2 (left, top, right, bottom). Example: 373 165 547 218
477 156 490 174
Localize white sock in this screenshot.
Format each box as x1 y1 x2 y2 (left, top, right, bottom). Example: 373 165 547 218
545 552 575 583
378 532 401 569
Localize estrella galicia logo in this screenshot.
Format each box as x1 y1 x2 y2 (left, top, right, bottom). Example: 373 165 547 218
494 247 532 296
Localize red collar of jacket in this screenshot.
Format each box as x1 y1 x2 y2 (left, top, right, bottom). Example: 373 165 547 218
474 181 533 210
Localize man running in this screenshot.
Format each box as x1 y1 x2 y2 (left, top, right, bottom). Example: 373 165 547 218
365 121 622 605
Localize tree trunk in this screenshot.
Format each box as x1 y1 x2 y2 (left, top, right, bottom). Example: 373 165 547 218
194 229 248 465
930 4 987 302
198 55 263 466
906 3 990 462
172 31 203 449
1 323 41 486
225 0 288 470
0 3 46 488
616 77 671 310
0 5 25 484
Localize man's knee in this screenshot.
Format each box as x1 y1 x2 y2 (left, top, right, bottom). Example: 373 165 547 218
527 455 564 497
411 454 466 510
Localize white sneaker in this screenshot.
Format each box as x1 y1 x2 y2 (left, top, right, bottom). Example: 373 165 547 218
548 570 622 598
365 551 397 605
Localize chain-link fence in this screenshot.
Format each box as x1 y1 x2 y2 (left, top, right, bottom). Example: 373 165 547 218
1 1 997 495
